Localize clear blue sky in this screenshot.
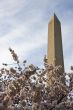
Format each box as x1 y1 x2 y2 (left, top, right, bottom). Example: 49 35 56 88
0 0 73 72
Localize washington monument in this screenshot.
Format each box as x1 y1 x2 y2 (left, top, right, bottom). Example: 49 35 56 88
47 14 65 85
47 14 64 73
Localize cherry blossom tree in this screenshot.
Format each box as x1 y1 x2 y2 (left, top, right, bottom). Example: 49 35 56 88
0 48 73 110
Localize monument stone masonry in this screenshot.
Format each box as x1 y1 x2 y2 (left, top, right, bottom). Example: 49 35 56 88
47 14 65 85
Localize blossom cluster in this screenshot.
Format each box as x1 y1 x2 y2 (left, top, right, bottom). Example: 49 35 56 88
0 49 73 110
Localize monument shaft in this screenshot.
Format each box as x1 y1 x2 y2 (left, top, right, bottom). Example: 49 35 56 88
48 14 64 73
